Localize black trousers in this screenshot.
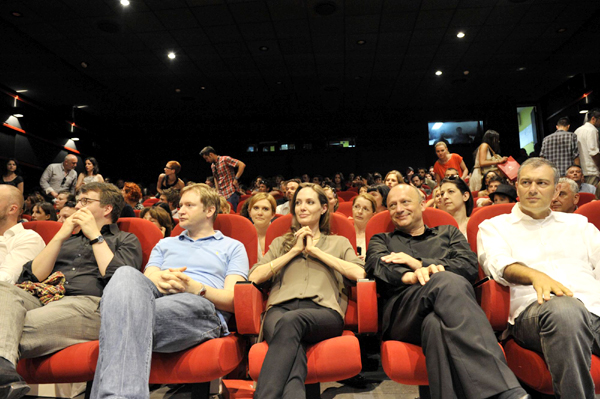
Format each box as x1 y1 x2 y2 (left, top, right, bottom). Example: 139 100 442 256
387 272 521 399
254 298 344 399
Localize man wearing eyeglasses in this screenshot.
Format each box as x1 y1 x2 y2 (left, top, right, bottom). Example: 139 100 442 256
39 154 79 200
0 183 142 399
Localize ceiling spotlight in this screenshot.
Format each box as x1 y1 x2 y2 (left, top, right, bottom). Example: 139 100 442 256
12 113 24 118
175 88 181 93
463 70 470 75
168 52 176 59
16 89 28 93
356 40 366 45
81 61 88 68
76 105 88 108
120 0 130 5
517 67 526 71
435 70 443 76
259 46 269 51
580 109 589 114
71 137 80 141
11 11 22 17
200 86 206 90
456 31 465 38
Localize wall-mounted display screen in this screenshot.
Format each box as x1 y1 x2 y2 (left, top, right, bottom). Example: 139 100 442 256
428 121 483 145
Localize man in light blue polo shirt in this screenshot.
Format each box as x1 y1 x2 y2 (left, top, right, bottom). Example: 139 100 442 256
91 183 249 399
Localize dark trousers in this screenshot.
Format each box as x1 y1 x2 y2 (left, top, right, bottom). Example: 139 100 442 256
227 192 240 214
254 299 344 399
510 296 600 399
387 272 520 399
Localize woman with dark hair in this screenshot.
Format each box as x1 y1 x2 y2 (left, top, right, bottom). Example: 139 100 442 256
469 130 508 191
156 160 184 195
140 206 173 237
333 172 345 192
247 193 277 260
76 157 104 191
23 193 44 216
1 159 24 193
32 202 58 221
248 183 365 399
366 184 391 213
440 177 473 238
384 170 404 188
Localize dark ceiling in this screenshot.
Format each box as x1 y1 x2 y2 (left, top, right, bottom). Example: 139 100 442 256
1 0 599 149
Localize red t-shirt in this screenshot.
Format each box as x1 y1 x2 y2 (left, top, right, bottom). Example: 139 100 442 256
434 153 464 180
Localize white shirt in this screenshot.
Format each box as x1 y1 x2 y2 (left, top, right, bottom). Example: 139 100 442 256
0 223 46 284
575 122 600 177
477 204 600 324
275 201 290 215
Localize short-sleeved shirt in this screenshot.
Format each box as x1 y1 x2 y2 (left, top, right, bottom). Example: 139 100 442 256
0 175 23 188
539 130 579 176
0 223 45 284
433 153 464 180
575 122 600 177
211 156 240 199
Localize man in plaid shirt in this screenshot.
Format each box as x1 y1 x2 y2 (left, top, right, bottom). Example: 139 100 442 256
540 116 579 176
200 146 246 212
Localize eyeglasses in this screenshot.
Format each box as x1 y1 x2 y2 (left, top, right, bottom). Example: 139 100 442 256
77 197 101 206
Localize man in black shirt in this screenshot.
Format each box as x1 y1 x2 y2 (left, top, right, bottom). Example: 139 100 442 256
365 184 528 399
0 183 142 399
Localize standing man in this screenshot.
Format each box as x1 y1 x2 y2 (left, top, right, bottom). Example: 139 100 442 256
366 184 528 399
0 185 45 284
478 158 600 397
540 116 579 176
90 183 248 399
275 179 300 215
200 146 246 212
574 108 600 186
39 154 79 200
0 183 142 399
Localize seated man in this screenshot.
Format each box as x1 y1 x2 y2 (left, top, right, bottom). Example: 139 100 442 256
0 183 142 399
444 167 459 179
411 174 431 195
478 157 600 397
566 164 596 195
159 187 180 218
490 184 518 204
477 175 504 207
366 184 528 399
90 183 249 399
54 190 76 212
551 177 579 213
0 185 46 284
275 179 300 215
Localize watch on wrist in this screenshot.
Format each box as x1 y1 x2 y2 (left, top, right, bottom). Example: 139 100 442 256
90 235 105 245
197 283 207 297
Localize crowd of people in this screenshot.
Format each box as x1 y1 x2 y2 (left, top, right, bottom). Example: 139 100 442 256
1 109 600 399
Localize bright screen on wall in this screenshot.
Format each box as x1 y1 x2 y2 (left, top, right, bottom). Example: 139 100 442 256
428 121 483 145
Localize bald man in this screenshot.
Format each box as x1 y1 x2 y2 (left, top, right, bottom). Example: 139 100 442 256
0 185 45 284
39 154 78 199
366 185 528 399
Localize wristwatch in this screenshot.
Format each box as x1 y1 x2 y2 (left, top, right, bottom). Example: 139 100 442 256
197 283 207 297
90 235 105 245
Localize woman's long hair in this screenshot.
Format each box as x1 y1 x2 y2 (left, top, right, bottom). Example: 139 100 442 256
86 157 100 176
473 130 500 162
440 177 474 217
282 183 331 253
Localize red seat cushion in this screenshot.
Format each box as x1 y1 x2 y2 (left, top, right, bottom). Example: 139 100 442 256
381 341 428 386
248 331 361 384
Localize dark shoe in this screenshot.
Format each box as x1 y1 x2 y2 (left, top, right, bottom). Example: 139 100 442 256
0 358 29 399
337 374 368 389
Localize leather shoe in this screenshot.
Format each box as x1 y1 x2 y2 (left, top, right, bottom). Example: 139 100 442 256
0 359 29 399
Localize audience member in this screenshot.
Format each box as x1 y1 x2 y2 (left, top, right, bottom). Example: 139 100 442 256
301 174 311 183
156 160 185 195
478 157 600 397
540 117 579 177
57 201 77 223
478 171 501 197
323 186 339 212
470 130 508 191
39 154 78 199
373 172 383 184
384 170 404 188
275 179 300 215
439 177 473 237
218 196 231 214
75 157 104 192
54 190 75 211
574 108 600 186
333 173 346 192
489 184 517 204
351 193 376 260
159 188 181 219
140 206 173 237
477 175 504 207
551 177 579 213
367 184 391 213
247 193 276 260
31 202 58 222
1 159 24 193
0 185 45 284
312 175 323 185
200 146 245 212
410 174 431 195
122 182 144 210
23 193 44 216
433 141 468 184
90 183 247 399
152 202 176 227
444 167 459 179
366 184 528 399
426 187 442 208
418 167 436 189
565 164 597 195
0 183 142 398
248 183 365 399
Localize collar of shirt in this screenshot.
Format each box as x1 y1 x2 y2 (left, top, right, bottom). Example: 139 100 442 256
585 122 599 132
178 230 224 242
508 204 569 225
391 225 437 240
1 223 24 239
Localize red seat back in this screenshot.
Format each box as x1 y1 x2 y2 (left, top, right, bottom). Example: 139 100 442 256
338 191 357 202
466 203 516 254
578 192 596 207
117 218 164 271
236 199 246 214
142 198 159 207
336 202 354 218
133 209 141 218
575 201 600 230
23 221 62 244
22 214 31 221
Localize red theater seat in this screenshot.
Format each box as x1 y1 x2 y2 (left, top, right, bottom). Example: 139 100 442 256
578 192 596 207
142 197 159 207
338 191 357 202
336 201 354 218
23 221 62 244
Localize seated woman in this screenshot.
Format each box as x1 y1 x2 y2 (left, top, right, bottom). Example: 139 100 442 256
351 193 376 260
23 193 44 216
32 202 58 221
333 173 346 192
248 183 365 399
384 170 404 188
140 206 173 237
219 196 232 214
366 184 390 213
76 157 104 191
322 186 339 213
1 158 24 193
122 182 144 210
439 177 473 237
247 193 276 261
156 160 185 195
426 186 442 208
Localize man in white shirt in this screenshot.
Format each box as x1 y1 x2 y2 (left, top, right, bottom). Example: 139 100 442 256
0 186 45 284
275 179 300 215
550 177 579 213
478 157 600 398
575 108 600 186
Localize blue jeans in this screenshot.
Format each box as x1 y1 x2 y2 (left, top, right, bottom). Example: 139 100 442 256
510 296 600 399
90 267 224 399
227 192 240 214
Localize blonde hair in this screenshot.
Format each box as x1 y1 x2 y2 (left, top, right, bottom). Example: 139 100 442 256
180 183 220 222
352 193 376 213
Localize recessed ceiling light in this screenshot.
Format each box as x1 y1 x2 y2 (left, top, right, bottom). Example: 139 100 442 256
356 40 366 45
200 86 206 90
435 70 443 76
168 52 176 59
259 46 269 51
81 61 88 68
16 90 28 93
457 31 465 38
71 137 80 141
557 27 567 33
175 88 181 93
11 11 22 17
120 0 130 6
463 70 470 75
517 67 526 71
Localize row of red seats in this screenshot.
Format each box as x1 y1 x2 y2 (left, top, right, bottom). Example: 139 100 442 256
15 200 600 397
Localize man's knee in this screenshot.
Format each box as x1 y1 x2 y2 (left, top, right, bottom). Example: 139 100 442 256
427 272 473 297
539 296 590 332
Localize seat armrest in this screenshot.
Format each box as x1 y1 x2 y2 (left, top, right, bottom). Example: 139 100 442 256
234 281 265 335
478 278 510 332
357 279 378 334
